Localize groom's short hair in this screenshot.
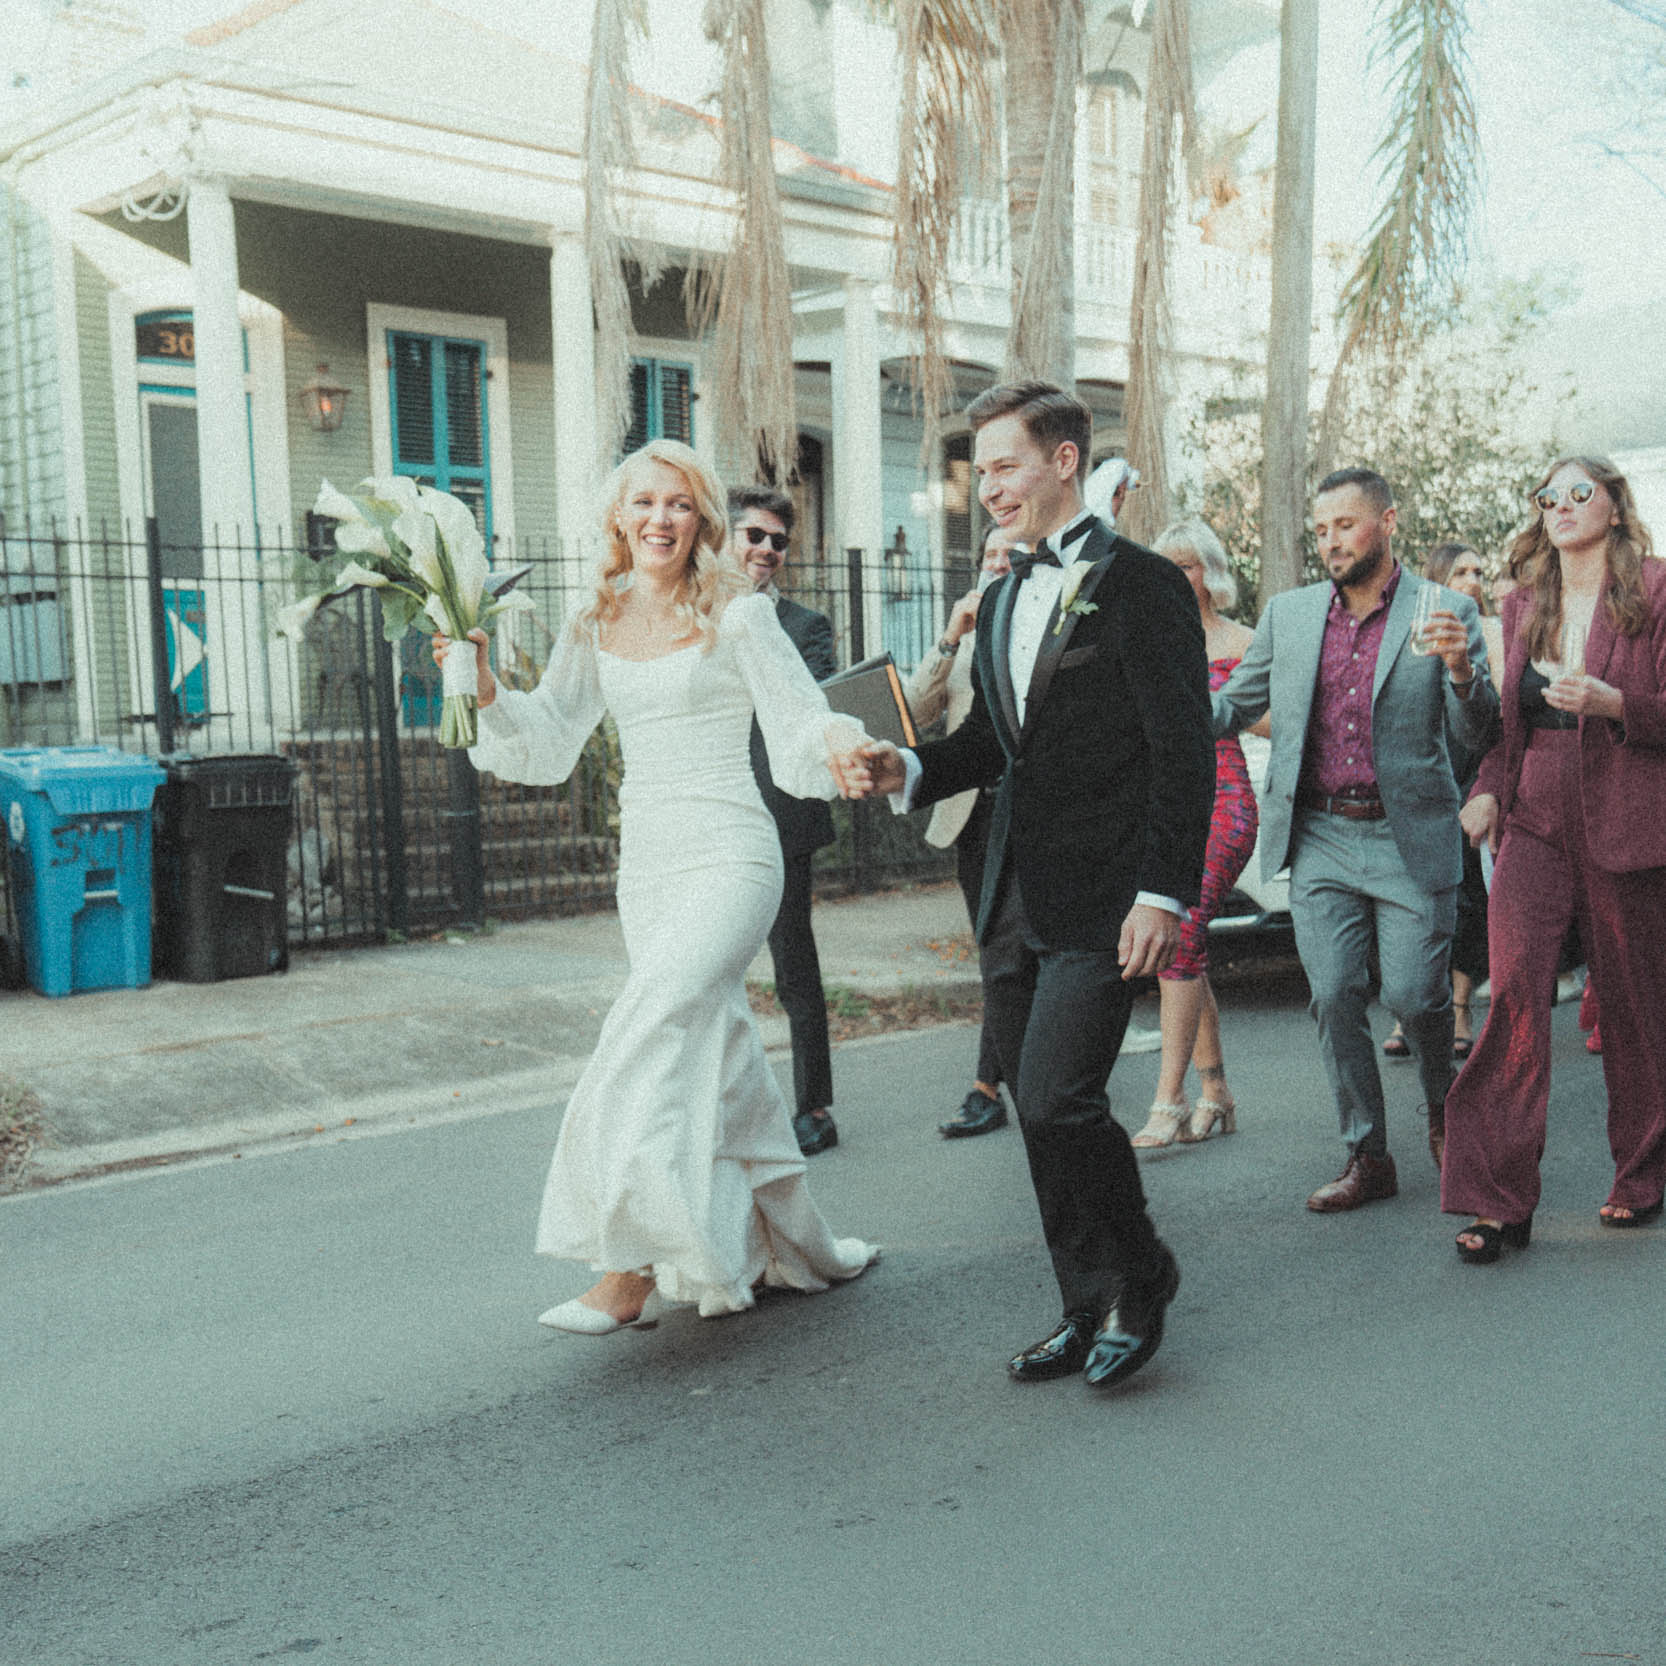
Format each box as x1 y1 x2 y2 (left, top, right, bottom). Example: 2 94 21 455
966 381 1092 480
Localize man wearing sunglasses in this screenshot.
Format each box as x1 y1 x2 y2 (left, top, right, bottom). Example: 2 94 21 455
1212 467 1499 1213
731 486 841 1156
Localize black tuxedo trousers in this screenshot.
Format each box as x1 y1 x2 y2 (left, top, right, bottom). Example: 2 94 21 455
979 877 1158 1315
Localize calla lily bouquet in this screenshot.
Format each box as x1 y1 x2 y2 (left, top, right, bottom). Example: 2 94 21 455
277 477 533 748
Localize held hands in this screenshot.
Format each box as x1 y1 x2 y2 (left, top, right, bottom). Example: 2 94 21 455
835 741 907 800
1543 672 1623 722
1118 902 1181 981
1460 792 1500 855
430 628 497 709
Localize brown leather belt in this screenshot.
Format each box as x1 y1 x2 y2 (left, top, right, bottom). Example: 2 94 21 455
1300 791 1386 821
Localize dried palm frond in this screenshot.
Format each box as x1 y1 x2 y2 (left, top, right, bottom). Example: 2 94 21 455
1315 0 1478 473
690 0 797 482
997 0 1084 387
585 0 651 465
1122 0 1196 544
892 0 996 465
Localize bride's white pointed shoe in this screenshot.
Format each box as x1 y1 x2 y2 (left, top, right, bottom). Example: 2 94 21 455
538 1289 666 1334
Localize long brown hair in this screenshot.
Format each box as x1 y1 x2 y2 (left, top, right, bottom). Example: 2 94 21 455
577 440 746 652
1507 456 1655 662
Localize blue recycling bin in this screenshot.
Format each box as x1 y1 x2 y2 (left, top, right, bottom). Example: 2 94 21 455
0 746 166 997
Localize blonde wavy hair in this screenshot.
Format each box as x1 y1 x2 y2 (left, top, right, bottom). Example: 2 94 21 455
576 439 747 652
1508 455 1656 663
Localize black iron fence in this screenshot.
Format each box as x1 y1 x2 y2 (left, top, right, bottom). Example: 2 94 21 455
0 518 963 951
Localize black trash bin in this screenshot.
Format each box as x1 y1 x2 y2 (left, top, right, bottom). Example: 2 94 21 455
153 755 298 982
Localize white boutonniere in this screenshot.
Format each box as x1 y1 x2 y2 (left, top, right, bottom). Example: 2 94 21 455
1053 557 1100 635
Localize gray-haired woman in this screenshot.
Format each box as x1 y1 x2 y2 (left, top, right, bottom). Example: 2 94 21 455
1132 519 1267 1149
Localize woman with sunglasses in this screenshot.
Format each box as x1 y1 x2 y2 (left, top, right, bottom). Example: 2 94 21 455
1382 542 1492 1062
1443 457 1666 1261
436 440 877 1328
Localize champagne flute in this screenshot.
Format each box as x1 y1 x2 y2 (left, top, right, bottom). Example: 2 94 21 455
1409 585 1440 656
1561 620 1588 678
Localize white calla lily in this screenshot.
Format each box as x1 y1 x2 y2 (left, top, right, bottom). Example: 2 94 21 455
360 475 423 515
332 518 392 560
484 588 535 619
275 593 325 641
419 486 488 614
314 479 367 523
392 506 445 593
329 562 390 593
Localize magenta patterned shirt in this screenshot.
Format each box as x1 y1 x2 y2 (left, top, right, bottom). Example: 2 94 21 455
1301 564 1403 799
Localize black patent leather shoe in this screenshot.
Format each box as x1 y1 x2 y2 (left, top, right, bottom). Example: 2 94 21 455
940 1087 1008 1139
1083 1243 1181 1391
1008 1310 1098 1382
792 1107 838 1155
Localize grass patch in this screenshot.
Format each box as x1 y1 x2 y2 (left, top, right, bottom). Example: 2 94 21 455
748 980 982 1043
1 1079 41 1192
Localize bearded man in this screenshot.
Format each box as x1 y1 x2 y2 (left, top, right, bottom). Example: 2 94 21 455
1212 468 1498 1211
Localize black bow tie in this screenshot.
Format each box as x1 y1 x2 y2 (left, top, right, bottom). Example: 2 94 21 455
1010 547 1062 581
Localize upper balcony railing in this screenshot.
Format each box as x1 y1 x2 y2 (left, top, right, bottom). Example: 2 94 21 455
947 196 1338 362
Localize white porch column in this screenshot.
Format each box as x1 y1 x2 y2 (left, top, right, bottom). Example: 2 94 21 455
188 180 255 540
550 231 599 599
830 277 884 657
187 178 266 741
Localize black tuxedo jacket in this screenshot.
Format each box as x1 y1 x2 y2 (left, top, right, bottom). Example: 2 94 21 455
913 518 1215 949
750 595 838 859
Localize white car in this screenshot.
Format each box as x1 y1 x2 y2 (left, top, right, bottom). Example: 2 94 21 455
1206 730 1294 943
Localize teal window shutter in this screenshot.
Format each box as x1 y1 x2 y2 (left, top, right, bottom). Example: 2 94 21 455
387 330 492 541
623 357 695 456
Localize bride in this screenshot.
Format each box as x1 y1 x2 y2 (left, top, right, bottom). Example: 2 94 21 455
438 440 878 1330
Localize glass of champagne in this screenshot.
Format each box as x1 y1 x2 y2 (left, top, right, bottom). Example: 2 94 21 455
1561 620 1588 678
1410 585 1440 656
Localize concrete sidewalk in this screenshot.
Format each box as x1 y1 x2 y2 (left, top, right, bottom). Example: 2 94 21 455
1 882 980 1186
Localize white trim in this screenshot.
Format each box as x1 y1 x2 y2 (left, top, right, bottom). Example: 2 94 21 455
364 301 517 555
49 230 100 737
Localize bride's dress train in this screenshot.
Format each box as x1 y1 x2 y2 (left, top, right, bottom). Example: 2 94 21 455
470 591 876 1316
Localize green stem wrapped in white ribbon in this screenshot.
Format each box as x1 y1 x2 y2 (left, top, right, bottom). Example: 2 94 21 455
276 477 532 749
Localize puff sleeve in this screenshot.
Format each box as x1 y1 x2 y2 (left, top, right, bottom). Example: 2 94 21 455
467 612 607 786
725 592 867 799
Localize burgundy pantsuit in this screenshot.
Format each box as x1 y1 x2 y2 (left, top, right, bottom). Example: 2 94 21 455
1442 564 1666 1222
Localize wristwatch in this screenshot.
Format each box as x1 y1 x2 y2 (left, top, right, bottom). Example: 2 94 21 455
937 636 959 658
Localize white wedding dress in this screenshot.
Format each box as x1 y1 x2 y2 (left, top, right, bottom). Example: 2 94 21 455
470 590 877 1317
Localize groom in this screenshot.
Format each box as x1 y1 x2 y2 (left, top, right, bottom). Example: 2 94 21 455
852 381 1215 1389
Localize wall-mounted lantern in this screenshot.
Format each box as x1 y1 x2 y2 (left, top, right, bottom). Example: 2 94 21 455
298 363 350 432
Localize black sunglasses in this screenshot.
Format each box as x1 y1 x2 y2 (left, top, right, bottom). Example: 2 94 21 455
742 525 789 553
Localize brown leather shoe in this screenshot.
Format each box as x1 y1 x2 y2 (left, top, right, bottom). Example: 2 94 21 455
1307 1150 1399 1212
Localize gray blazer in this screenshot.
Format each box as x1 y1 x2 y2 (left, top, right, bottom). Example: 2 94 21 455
1213 572 1499 894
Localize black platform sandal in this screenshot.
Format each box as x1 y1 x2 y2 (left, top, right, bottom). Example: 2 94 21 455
1599 1199 1664 1229
1455 1216 1533 1265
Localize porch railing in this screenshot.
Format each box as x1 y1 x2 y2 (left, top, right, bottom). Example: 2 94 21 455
0 517 961 954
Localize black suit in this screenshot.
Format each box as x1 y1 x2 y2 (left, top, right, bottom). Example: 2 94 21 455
750 595 836 1115
912 518 1214 1316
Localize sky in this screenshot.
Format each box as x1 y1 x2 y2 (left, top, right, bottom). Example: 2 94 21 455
5 0 1663 444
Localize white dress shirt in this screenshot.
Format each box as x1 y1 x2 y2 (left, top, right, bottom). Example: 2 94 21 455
893 509 1182 920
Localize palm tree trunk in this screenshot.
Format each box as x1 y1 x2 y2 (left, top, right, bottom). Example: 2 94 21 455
998 0 1082 388
1258 0 1319 604
1122 0 1195 545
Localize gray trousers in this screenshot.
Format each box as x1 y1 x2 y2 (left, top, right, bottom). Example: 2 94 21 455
1287 810 1457 1157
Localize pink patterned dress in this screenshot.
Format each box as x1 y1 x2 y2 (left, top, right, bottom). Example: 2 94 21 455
1160 656 1259 981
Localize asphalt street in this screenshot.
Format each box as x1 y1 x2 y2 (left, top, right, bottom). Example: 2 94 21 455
3 986 1662 1666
